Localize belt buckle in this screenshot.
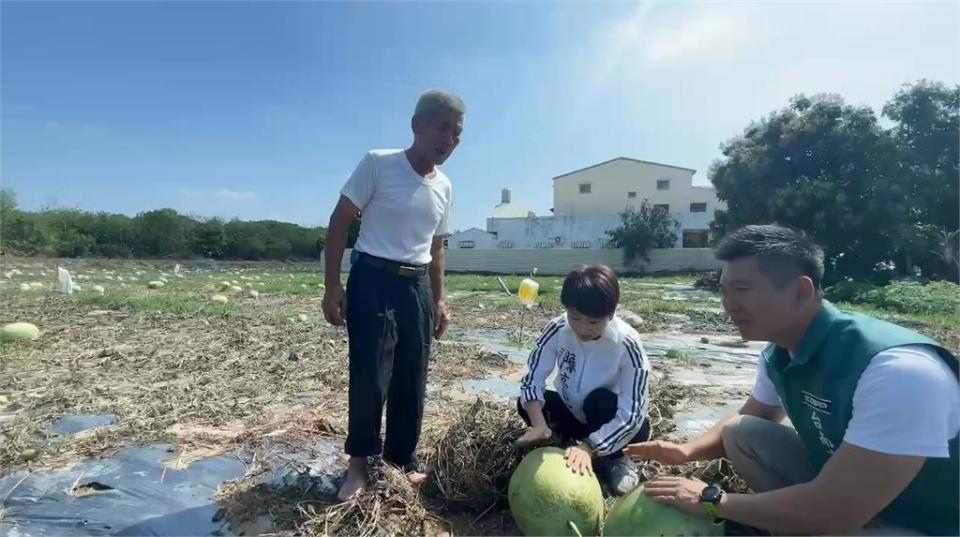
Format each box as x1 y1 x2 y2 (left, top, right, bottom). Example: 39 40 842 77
398 265 418 276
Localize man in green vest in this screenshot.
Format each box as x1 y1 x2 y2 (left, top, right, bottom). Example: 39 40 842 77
626 224 959 535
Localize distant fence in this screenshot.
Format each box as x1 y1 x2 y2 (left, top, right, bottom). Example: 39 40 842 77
339 248 718 275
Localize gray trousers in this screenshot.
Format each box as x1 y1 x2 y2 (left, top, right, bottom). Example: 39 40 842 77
720 415 924 536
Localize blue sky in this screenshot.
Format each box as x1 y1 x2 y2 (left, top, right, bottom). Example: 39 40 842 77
2 1 957 231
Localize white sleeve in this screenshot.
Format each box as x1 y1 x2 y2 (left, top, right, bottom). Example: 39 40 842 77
435 188 451 237
588 337 649 456
843 345 959 458
340 152 377 210
519 318 564 404
751 357 782 407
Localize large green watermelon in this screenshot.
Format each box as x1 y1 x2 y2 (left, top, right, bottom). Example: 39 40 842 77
604 485 723 536
508 447 604 536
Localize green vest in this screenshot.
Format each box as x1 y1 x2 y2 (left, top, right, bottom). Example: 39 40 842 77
762 301 959 536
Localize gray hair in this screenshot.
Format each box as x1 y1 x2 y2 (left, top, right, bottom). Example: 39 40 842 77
414 89 466 119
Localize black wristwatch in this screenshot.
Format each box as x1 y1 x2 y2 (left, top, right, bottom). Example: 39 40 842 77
699 483 725 522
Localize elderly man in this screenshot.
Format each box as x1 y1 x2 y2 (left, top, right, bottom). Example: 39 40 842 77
628 225 958 535
322 90 464 501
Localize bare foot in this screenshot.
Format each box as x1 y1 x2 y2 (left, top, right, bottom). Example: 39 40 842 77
407 470 429 487
337 457 369 502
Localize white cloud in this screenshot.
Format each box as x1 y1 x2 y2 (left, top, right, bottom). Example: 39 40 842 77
177 188 257 202
214 188 257 201
642 12 753 65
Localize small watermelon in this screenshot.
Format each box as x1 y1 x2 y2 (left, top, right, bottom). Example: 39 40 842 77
1 322 40 342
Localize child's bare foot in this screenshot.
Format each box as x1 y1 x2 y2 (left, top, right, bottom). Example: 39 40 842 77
337 457 369 502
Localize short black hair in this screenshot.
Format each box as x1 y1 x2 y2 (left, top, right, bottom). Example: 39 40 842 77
561 264 619 318
715 224 825 289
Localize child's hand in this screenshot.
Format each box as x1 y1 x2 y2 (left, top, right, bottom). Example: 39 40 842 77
516 426 553 448
564 444 594 476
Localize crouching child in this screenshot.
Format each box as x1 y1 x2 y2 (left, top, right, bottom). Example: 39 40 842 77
516 264 651 495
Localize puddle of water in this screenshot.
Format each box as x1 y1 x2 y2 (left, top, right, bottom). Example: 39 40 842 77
673 399 744 438
642 333 765 365
464 377 519 400
51 414 119 436
457 328 532 364
669 364 756 388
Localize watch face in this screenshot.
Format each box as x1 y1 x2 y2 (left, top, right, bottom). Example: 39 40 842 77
701 485 723 503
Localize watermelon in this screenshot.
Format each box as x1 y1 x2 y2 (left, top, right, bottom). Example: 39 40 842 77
508 447 604 536
1 322 40 342
604 486 722 536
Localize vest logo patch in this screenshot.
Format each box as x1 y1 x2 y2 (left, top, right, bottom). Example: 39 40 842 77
802 391 836 454
801 391 832 415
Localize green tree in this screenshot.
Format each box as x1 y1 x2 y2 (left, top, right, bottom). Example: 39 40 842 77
192 218 228 258
0 189 42 255
607 200 679 267
883 80 959 231
134 209 194 257
709 93 903 282
89 213 136 257
882 80 959 277
0 188 16 218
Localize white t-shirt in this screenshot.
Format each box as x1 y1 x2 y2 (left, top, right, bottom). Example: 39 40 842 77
340 149 452 265
753 344 959 457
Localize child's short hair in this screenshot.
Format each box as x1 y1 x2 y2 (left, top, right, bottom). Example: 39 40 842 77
560 264 619 318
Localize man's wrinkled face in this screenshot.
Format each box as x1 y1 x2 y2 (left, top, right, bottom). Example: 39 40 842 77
719 257 803 342
413 108 463 165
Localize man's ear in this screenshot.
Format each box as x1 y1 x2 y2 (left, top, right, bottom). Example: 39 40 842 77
796 276 817 303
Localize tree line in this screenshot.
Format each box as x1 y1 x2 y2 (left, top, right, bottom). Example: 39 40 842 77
0 196 340 261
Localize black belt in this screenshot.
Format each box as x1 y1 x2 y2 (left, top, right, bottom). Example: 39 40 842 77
356 252 428 277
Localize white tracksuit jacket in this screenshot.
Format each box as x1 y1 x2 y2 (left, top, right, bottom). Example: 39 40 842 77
519 313 651 457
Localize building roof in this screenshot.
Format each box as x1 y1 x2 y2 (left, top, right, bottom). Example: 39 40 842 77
492 203 535 218
452 226 488 235
553 157 697 180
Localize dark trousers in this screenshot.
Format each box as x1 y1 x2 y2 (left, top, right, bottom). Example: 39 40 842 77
344 259 433 468
517 389 650 459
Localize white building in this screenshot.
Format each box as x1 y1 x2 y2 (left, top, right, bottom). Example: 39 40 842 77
448 157 725 250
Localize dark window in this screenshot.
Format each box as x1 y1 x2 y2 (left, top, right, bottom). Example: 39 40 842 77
690 202 707 213
683 230 709 248
657 179 669 190
654 204 670 212
579 183 591 194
